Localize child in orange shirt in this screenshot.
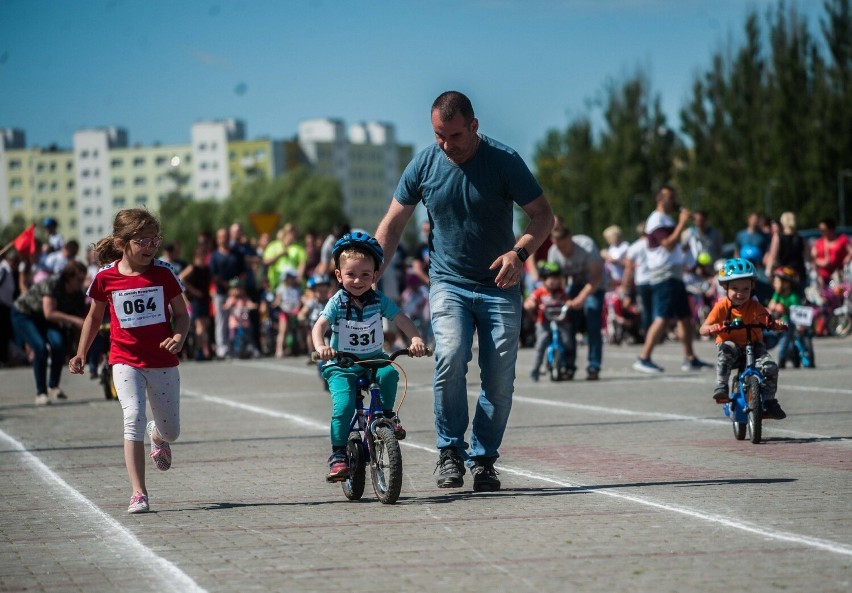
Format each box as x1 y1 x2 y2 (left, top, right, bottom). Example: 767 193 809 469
699 258 787 419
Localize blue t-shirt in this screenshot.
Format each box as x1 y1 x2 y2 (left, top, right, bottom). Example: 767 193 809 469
321 288 400 359
395 134 543 286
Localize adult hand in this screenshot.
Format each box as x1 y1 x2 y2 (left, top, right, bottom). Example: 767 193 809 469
490 252 524 289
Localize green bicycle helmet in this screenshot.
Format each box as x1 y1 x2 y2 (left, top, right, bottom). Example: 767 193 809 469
537 261 561 278
718 257 756 284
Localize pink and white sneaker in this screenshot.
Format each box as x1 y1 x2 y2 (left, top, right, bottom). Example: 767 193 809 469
128 492 149 514
146 421 172 471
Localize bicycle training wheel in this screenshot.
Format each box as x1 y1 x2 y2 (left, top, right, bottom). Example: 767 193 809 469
745 376 762 444
342 431 366 501
370 426 402 504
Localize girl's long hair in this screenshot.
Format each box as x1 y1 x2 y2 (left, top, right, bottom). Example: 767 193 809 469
92 208 160 266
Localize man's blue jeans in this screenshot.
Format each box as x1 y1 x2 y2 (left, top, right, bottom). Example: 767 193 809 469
566 286 604 373
429 280 521 461
11 308 65 395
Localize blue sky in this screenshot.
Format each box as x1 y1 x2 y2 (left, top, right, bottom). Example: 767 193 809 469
0 0 824 164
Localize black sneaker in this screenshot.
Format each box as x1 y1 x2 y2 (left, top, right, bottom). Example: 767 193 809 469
471 458 501 492
434 448 465 488
764 399 787 420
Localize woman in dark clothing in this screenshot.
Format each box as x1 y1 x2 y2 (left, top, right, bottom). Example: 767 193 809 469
11 261 87 404
179 246 213 360
765 211 808 296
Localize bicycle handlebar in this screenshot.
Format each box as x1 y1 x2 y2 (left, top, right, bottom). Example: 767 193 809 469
311 347 433 368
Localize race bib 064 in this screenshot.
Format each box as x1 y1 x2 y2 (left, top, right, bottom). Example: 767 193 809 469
113 286 167 329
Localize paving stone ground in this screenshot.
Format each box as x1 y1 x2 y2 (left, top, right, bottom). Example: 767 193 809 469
1 336 851 593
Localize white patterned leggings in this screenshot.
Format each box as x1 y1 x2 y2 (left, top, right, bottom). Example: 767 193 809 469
113 364 181 442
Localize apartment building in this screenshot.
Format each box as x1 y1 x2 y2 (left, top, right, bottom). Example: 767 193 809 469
1 118 412 244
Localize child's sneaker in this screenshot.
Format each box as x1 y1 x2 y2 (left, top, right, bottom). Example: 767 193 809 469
146 421 172 471
633 358 664 374
712 385 729 403
326 451 349 482
127 491 149 514
764 399 787 420
530 369 540 382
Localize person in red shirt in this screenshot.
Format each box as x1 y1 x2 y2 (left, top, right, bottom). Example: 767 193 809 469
69 208 190 514
811 217 852 290
524 262 572 381
699 258 787 419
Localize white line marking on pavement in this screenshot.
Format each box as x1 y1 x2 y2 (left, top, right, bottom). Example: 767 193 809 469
513 394 852 443
0 429 208 593
186 390 852 558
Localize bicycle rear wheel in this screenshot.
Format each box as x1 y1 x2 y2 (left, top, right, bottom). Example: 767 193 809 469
746 376 762 444
548 349 562 381
101 364 117 400
342 432 366 500
370 426 402 504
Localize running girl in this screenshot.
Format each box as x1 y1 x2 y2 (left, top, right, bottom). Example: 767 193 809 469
69 208 189 514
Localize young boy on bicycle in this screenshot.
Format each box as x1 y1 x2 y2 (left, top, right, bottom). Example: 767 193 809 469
524 262 572 381
311 232 427 482
768 266 814 369
699 258 787 419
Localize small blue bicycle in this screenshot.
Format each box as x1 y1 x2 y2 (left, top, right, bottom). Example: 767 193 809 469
544 304 574 381
317 348 431 504
720 318 772 444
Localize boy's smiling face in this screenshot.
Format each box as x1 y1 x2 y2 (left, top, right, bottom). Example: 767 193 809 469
725 279 753 306
335 255 377 297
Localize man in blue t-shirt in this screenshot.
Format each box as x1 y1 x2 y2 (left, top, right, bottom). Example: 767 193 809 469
375 91 554 493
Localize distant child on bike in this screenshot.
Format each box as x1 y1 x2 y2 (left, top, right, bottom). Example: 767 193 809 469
68 208 190 514
311 232 427 482
699 258 787 419
524 262 571 381
768 266 813 369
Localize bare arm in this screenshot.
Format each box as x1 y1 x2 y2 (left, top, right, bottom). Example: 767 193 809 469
311 316 334 360
162 293 190 353
42 295 84 329
68 299 107 374
374 199 417 277
390 312 426 357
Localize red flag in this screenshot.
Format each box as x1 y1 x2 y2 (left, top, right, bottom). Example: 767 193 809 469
12 224 36 257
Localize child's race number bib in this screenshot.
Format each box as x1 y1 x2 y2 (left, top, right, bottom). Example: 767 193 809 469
113 286 167 329
789 305 814 328
338 316 383 354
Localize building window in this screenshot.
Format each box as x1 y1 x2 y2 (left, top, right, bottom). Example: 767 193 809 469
155 156 167 166
134 176 146 186
49 162 57 172
67 180 74 190
11 197 23 209
135 195 147 205
133 157 145 167
81 169 91 178
66 161 73 172
38 201 48 212
9 159 21 169
36 163 45 172
111 158 123 168
37 182 47 192
50 181 58 191
51 200 59 210
10 178 22 188
81 150 90 158
68 199 76 209
112 178 125 187
113 196 126 207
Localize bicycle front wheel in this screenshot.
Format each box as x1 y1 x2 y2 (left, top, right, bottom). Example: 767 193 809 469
370 426 402 504
342 432 366 501
746 376 762 444
549 349 562 381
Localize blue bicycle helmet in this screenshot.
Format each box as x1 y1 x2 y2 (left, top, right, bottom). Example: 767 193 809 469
739 243 763 264
719 257 756 284
43 217 57 228
307 273 331 288
332 231 384 267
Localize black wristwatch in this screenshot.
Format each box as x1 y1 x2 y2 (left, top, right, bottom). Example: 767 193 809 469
512 246 529 262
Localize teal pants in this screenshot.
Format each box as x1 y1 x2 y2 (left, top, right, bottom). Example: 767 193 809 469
322 361 399 447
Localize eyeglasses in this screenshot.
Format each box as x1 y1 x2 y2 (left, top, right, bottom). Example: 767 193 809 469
131 236 163 249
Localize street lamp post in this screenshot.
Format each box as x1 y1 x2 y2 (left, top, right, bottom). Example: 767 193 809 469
838 169 852 228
